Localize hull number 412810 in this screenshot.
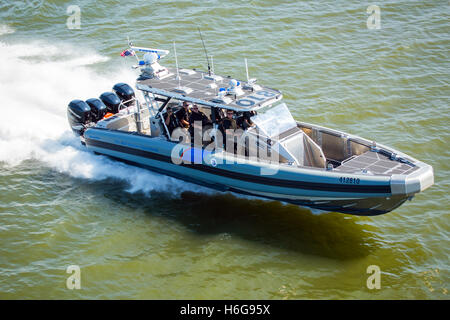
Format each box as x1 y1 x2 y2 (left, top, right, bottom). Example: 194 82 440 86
339 177 360 184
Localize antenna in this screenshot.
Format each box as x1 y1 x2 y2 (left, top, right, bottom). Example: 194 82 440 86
197 27 211 76
173 41 181 87
245 58 249 82
210 55 214 75
243 58 261 91
171 41 193 95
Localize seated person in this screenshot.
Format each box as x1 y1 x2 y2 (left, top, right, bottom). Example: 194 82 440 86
189 104 212 143
221 110 238 132
189 104 211 126
220 110 238 151
176 101 191 129
236 111 255 130
212 108 225 124
164 106 178 136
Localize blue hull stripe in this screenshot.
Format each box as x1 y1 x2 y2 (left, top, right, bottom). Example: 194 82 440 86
95 152 393 216
85 138 391 194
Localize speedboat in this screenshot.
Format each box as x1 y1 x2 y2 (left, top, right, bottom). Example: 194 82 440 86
67 43 434 215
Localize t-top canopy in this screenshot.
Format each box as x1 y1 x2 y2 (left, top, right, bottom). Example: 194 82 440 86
135 67 283 112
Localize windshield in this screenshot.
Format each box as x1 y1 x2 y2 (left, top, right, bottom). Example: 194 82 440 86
250 103 297 138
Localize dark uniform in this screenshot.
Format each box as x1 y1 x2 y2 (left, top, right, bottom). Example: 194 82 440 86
164 111 178 135
236 111 254 130
176 107 191 128
222 118 238 131
189 110 211 127
189 109 212 145
212 108 225 124
220 115 238 152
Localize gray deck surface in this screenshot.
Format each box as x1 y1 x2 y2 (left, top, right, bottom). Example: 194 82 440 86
334 150 418 175
137 67 282 111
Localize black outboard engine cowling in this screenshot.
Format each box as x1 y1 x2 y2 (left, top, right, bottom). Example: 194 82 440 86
68 100 91 136
99 92 121 114
86 98 107 122
113 83 135 106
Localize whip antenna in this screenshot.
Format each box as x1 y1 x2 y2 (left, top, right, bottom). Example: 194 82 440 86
197 27 211 76
173 41 181 87
245 58 249 82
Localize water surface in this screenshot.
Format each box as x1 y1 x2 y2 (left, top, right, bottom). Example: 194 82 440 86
0 0 448 299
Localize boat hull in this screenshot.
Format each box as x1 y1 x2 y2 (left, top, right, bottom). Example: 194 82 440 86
83 128 420 216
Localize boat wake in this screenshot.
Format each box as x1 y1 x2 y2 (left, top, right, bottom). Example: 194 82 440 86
0 24 15 36
0 38 213 196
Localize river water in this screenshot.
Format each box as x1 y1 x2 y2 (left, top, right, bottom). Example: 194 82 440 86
0 0 448 299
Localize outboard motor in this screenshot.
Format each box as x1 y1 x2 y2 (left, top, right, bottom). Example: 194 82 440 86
86 98 107 122
99 92 121 114
113 83 135 106
67 100 91 136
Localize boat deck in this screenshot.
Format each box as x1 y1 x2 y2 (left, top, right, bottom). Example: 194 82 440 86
334 150 419 176
137 67 282 112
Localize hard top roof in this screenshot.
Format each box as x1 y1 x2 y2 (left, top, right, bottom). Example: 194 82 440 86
135 67 283 112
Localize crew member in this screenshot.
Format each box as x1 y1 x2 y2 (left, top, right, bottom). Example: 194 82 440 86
189 104 211 127
189 104 212 144
164 106 178 136
176 101 191 129
237 111 255 130
220 110 239 152
221 109 238 131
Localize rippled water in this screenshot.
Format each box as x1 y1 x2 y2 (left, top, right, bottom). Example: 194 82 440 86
0 0 448 299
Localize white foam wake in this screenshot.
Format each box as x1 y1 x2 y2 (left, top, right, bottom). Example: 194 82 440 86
0 24 15 36
0 38 211 196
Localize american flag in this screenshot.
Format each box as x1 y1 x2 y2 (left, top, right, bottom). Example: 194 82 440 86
120 49 135 57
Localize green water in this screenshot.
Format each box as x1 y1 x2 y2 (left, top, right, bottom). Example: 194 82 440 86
0 0 448 299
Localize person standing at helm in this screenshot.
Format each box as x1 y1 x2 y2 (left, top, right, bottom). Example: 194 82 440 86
176 101 191 129
189 104 211 127
189 104 212 143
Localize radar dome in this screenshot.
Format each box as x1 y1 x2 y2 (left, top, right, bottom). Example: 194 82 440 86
143 52 158 65
229 79 238 87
